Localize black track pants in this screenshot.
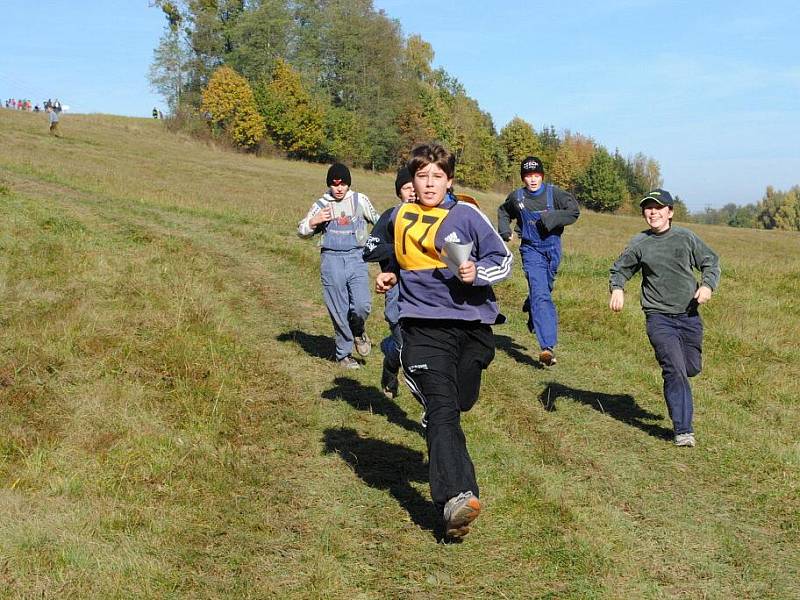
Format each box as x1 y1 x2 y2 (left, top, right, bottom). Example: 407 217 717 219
400 319 495 508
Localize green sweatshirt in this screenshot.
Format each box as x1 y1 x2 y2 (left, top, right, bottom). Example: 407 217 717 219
609 225 720 314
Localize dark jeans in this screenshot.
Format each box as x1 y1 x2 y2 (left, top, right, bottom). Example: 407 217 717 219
400 319 495 509
645 312 703 435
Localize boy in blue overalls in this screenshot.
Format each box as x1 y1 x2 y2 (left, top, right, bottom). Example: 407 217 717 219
497 157 580 366
298 163 380 368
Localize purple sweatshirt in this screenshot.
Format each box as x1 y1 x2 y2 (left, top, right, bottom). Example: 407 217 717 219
370 195 512 324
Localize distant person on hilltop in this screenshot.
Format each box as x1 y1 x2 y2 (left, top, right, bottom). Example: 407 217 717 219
609 189 721 448
497 156 580 366
297 163 380 369
362 165 417 398
372 143 512 540
152 107 159 119
46 105 60 137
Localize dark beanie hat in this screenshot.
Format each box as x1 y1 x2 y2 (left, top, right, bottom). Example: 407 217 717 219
326 163 351 187
520 156 545 178
394 166 413 197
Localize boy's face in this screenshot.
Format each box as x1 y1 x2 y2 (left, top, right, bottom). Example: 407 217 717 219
413 163 452 207
330 182 349 200
398 182 416 203
641 201 673 233
522 172 544 192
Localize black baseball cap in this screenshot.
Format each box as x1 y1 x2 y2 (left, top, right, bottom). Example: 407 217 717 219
520 156 544 177
639 189 674 207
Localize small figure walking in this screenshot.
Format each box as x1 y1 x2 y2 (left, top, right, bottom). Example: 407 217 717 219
47 105 60 137
609 189 721 447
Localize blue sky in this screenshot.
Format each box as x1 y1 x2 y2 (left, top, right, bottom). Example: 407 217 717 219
2 1 798 210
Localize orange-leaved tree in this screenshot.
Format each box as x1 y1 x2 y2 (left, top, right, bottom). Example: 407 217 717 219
201 66 265 150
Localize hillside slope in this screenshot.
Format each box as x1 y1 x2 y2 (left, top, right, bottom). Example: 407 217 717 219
1 109 798 598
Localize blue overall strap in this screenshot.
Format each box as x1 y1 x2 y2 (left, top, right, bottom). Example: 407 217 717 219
545 184 554 211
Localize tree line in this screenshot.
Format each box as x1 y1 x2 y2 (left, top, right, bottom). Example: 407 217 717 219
691 186 800 232
149 0 800 229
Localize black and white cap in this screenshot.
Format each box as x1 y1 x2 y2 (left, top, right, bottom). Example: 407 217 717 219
639 189 674 207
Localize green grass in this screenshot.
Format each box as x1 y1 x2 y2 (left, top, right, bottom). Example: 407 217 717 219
1 108 798 598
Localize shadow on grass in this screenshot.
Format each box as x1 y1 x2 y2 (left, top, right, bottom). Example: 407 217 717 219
323 427 441 539
540 382 673 441
494 334 544 369
276 329 335 361
322 377 424 436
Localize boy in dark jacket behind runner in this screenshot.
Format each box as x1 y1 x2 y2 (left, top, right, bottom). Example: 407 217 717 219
609 189 720 447
363 166 417 398
497 156 579 366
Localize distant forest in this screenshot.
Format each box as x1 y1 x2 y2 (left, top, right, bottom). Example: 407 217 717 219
148 1 799 230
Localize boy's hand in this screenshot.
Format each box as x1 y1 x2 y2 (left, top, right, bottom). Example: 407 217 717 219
375 272 397 294
609 289 624 312
310 205 333 227
459 261 476 284
694 285 712 304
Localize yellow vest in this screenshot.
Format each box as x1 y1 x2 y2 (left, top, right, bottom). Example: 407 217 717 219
393 203 450 271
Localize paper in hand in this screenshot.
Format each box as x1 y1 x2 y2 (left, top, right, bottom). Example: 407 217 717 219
440 240 473 281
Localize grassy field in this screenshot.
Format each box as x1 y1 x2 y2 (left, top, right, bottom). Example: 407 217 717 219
0 108 798 599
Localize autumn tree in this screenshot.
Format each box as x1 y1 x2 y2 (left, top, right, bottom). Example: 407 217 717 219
550 132 595 192
201 65 265 149
757 185 800 230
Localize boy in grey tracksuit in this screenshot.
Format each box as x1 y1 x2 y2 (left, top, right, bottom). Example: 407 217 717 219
609 189 720 447
298 163 380 368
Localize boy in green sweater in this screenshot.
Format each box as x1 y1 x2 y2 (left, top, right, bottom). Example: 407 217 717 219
609 189 720 447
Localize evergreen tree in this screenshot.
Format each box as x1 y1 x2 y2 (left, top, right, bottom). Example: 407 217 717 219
574 147 627 212
253 59 324 158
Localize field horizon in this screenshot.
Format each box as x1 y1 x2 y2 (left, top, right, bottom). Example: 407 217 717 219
1 108 798 599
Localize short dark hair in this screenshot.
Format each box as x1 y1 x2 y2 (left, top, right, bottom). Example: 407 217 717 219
407 143 456 180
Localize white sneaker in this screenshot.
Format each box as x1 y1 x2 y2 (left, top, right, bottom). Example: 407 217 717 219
443 491 481 539
674 432 696 447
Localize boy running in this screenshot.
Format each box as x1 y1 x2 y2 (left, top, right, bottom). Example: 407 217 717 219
298 163 380 368
374 143 512 539
609 189 720 447
497 156 579 365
